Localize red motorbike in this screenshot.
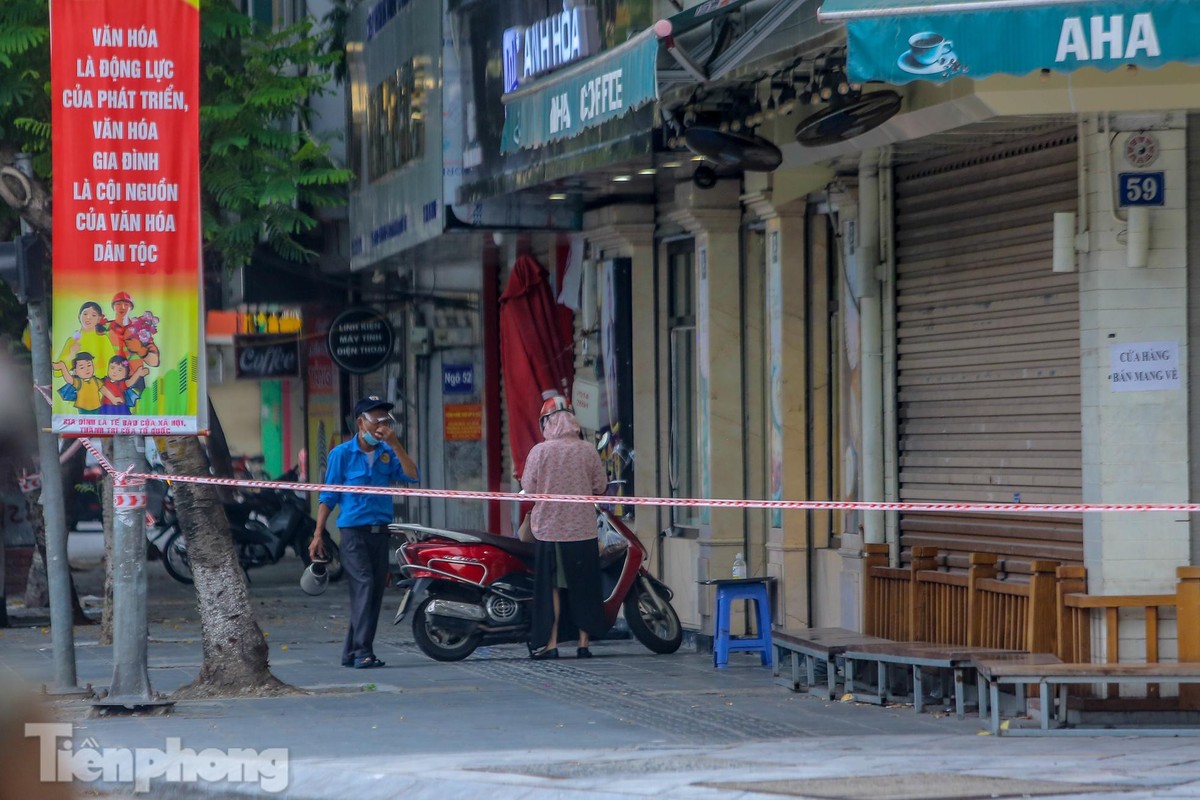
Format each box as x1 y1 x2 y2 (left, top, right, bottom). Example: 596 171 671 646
390 511 682 661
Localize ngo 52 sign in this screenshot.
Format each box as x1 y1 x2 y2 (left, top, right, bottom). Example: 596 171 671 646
327 307 394 374
442 364 474 394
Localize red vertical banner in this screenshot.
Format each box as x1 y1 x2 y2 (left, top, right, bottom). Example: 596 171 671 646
50 0 204 435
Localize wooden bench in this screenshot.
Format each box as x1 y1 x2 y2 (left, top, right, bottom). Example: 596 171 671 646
975 659 1200 735
842 642 1019 719
771 628 891 699
970 652 1062 723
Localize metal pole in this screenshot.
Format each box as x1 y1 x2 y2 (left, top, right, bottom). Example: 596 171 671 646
17 152 79 691
101 436 156 707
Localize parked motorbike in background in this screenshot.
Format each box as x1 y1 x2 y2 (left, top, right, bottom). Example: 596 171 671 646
391 503 682 662
151 466 342 585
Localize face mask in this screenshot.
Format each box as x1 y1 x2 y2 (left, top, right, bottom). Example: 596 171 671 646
361 430 380 446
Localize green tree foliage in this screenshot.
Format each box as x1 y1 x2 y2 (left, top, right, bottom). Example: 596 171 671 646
0 0 50 340
199 0 351 271
0 0 51 181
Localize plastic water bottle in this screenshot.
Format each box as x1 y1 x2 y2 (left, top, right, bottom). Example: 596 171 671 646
732 552 747 580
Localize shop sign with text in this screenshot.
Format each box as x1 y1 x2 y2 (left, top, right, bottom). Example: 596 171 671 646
327 307 394 375
444 403 483 441
503 5 600 92
442 364 475 394
235 334 301 380
500 30 659 153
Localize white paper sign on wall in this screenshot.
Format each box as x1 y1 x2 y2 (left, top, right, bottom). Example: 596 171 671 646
572 376 608 431
1109 340 1181 392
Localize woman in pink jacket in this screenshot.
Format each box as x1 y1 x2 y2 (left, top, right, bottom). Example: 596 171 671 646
522 395 608 659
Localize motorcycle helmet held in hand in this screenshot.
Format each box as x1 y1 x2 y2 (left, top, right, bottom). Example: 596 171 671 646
300 559 330 596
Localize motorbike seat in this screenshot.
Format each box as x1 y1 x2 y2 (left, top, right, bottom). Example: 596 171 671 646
467 530 535 560
398 524 535 560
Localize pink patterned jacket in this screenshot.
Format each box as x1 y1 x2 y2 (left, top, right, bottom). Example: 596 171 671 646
522 411 607 542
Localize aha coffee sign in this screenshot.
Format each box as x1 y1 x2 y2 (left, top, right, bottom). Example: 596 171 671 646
327 307 394 375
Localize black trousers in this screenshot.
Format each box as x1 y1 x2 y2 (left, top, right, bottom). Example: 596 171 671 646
340 527 391 664
529 538 606 651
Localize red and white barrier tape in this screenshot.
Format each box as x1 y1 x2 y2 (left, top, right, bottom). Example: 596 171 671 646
75 466 1200 514
32 386 1199 515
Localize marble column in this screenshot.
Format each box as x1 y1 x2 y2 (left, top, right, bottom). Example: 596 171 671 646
743 187 810 629
583 206 659 554
667 180 747 633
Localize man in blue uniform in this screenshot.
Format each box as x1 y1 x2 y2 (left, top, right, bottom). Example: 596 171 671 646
310 396 418 669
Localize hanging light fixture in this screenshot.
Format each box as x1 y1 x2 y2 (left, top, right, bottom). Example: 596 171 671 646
798 79 814 106
746 94 763 128
836 69 852 96
818 74 834 102
777 81 798 116
730 92 746 131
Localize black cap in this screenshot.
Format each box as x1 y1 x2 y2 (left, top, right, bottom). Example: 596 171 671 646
354 395 394 418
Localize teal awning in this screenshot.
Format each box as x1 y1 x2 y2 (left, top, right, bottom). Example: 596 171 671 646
500 30 660 154
819 0 1200 84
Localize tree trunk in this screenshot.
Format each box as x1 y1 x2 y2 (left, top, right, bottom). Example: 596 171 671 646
161 435 290 698
0 470 9 629
24 485 91 625
99 439 115 645
24 490 48 608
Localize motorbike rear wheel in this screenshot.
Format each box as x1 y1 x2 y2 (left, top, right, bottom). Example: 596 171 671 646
411 597 481 662
161 529 194 585
624 578 682 654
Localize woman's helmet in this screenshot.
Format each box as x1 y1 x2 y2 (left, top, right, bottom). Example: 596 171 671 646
539 394 572 423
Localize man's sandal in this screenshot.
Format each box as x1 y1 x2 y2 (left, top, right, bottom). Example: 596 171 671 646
353 655 386 669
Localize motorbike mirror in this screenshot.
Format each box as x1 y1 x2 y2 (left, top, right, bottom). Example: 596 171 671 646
597 431 611 451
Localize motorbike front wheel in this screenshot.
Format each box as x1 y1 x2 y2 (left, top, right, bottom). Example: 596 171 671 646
161 529 194 585
623 578 683 654
411 598 481 662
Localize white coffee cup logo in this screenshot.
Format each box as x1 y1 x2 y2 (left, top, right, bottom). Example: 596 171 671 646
908 31 953 66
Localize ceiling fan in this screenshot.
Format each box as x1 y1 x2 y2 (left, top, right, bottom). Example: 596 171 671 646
683 126 783 172
794 90 902 148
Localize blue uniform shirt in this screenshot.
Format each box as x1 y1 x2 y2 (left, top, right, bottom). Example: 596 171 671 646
318 437 418 527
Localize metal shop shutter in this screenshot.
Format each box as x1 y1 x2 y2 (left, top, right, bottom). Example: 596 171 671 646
1189 114 1200 563
893 130 1082 575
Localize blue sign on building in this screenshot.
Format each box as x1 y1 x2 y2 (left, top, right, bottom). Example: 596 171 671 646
443 364 475 394
1118 172 1165 207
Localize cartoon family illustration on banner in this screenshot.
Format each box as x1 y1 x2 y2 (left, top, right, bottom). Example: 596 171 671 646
51 290 161 417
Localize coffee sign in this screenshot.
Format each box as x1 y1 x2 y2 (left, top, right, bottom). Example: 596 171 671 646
235 334 300 380
327 307 394 375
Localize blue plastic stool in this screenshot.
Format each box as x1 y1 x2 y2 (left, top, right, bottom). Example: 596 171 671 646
702 577 774 669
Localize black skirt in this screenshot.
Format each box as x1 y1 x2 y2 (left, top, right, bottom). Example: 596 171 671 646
529 538 607 650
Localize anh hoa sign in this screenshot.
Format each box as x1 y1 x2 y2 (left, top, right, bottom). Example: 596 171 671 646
503 5 600 92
